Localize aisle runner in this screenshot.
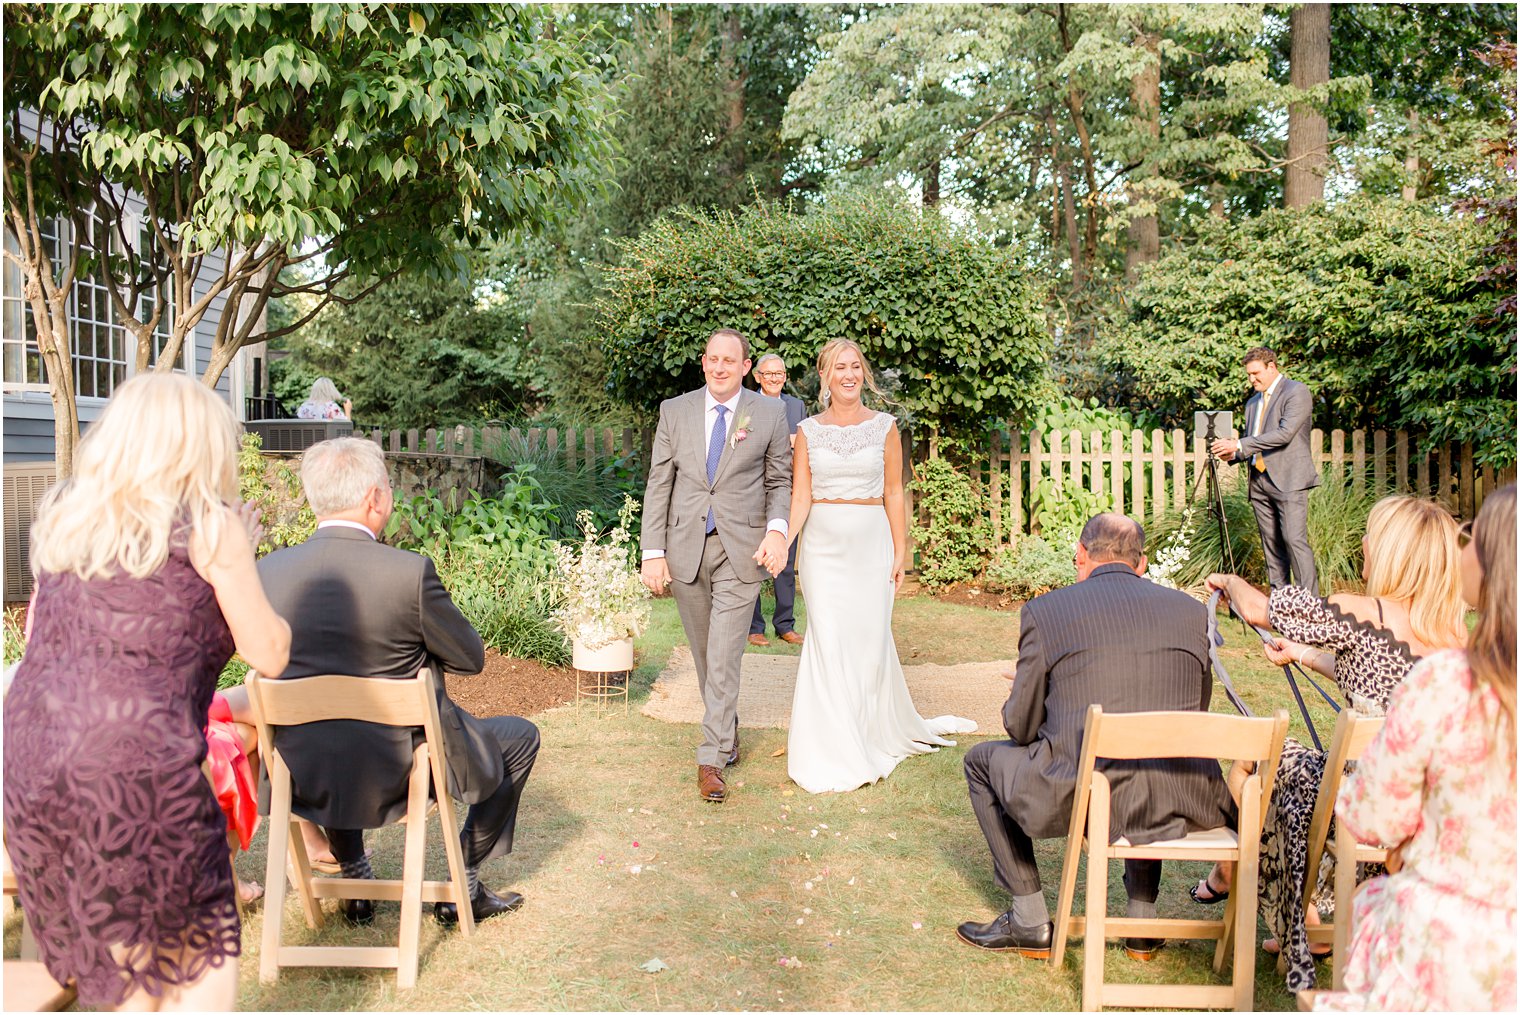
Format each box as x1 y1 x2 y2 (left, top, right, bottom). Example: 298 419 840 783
642 645 1014 734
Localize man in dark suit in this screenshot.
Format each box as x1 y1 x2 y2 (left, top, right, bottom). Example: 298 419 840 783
957 514 1235 960
258 438 540 927
749 352 808 647
1210 346 1319 593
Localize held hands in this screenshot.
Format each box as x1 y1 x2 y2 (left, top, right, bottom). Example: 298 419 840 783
641 557 672 596
753 531 788 577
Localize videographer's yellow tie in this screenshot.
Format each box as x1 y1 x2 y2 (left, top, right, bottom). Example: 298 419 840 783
1252 390 1271 472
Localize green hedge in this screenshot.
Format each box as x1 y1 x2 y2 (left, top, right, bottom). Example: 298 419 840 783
597 193 1050 435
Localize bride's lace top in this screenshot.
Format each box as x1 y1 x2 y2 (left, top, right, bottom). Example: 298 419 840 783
799 411 895 499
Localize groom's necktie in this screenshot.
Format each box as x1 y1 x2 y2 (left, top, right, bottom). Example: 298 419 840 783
1252 390 1271 472
705 404 728 534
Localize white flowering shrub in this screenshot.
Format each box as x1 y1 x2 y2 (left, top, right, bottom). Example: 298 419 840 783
1146 507 1196 590
551 495 651 650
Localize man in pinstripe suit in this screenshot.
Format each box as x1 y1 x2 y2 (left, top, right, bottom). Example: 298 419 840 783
957 514 1236 960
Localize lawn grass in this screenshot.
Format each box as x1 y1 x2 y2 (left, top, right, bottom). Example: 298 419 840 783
6 591 1333 1011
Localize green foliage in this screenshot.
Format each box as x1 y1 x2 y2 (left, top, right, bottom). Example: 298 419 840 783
432 540 568 666
3 611 26 666
598 194 1049 435
1028 479 1112 546
217 656 250 691
908 455 991 589
1101 196 1517 466
1026 397 1140 435
279 268 535 430
237 434 315 556
1145 469 1383 589
983 537 1076 600
487 438 646 542
383 482 569 665
384 481 557 559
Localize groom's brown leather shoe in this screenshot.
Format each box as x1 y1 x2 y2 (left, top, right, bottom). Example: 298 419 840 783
697 764 727 802
748 633 769 647
779 630 803 645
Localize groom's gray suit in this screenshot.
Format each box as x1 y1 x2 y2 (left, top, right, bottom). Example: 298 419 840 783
643 386 792 767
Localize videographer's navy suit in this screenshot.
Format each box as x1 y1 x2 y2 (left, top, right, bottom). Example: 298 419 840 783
1232 376 1319 593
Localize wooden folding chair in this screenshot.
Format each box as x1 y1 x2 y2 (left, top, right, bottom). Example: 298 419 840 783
246 667 474 990
1051 706 1290 1012
1300 710 1388 990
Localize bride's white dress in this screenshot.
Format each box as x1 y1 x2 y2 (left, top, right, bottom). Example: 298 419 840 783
786 412 977 794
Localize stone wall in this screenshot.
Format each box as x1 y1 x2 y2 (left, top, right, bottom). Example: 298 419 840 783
262 451 499 505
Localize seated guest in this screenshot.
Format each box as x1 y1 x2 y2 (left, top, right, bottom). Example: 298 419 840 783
295 376 351 420
257 438 540 926
1310 485 1516 1012
957 514 1236 960
1202 495 1465 990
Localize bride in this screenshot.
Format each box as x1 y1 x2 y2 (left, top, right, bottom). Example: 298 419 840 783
769 339 976 794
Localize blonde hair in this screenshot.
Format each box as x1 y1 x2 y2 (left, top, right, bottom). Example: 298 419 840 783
300 437 389 516
815 339 889 410
308 376 343 404
1363 495 1466 648
30 373 238 581
1468 485 1516 756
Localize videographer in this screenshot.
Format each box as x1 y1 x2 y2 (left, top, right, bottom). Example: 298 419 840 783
1210 347 1319 593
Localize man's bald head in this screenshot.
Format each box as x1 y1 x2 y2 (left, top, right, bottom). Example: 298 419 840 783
1077 513 1146 570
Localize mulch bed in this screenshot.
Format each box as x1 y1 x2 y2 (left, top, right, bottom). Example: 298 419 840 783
444 650 578 719
901 577 1024 613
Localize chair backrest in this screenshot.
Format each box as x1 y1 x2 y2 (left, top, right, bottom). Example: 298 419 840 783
1065 706 1291 848
1302 709 1387 893
245 669 447 781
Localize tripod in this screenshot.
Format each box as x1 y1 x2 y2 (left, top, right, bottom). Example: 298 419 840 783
1189 412 1237 576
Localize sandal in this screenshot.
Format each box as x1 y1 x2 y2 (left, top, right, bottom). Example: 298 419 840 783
1189 876 1229 904
1263 938 1332 961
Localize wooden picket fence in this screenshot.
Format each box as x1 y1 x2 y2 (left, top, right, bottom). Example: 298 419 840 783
362 424 1513 540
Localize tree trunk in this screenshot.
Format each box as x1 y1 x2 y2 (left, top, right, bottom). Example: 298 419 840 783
1058 5 1101 269
1285 2 1330 209
922 160 940 208
719 6 746 182
1402 106 1420 201
1125 26 1161 277
1046 111 1083 285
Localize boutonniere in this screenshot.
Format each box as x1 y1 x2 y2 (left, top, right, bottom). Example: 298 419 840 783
729 413 752 449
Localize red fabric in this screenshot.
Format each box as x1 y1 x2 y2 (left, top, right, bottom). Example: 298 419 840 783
205 692 258 851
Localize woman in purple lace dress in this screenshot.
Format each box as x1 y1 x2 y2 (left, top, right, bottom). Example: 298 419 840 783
4 374 290 1010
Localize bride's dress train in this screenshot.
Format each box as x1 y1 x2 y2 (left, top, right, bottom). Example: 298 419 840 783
786 414 976 794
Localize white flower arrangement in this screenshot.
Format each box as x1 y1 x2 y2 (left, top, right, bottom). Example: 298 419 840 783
1147 507 1196 590
551 495 652 651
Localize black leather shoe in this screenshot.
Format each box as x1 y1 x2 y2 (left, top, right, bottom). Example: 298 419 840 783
1124 937 1166 960
340 898 374 926
955 912 1054 958
434 886 525 926
726 716 741 767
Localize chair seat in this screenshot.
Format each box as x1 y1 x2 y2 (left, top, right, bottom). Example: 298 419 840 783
1111 825 1238 856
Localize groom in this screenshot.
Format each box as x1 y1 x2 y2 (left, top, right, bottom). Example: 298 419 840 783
641 328 793 803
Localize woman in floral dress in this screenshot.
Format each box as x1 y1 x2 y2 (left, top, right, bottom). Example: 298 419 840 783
1312 484 1516 1011
1203 496 1466 992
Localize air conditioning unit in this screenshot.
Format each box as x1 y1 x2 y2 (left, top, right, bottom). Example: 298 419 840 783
244 419 354 452
3 463 58 602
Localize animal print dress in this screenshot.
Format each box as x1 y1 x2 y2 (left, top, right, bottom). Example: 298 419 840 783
1261 586 1417 993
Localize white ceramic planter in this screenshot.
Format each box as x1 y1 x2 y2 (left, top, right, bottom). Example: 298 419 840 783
572 637 634 672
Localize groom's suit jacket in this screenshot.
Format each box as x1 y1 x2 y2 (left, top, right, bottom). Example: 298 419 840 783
642 387 792 584
994 563 1236 843
256 526 505 829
